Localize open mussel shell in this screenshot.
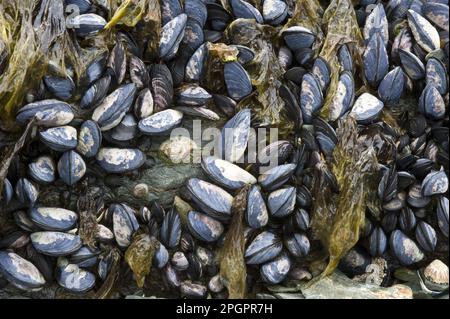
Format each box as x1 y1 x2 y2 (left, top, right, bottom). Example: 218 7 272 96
419 83 446 120
30 232 82 257
186 178 233 222
245 231 283 265
39 126 77 152
176 84 212 106
407 10 441 53
111 203 139 249
201 156 256 190
416 221 437 253
96 148 145 174
159 13 187 60
300 73 323 124
1 178 13 206
262 0 288 26
378 67 405 105
258 164 296 191
138 109 183 135
30 207 78 231
350 93 384 123
267 187 296 218
92 83 137 131
16 99 74 127
426 58 448 95
68 13 106 37
80 75 111 110
398 49 425 80
160 208 181 249
363 33 389 87
437 196 449 238
28 156 56 185
57 151 86 186
369 227 387 257
363 3 388 46
15 178 39 206
282 26 315 51
187 211 224 243
221 108 251 163
390 230 425 266
285 233 310 258
185 43 207 82
77 120 102 158
260 253 291 285
421 169 448 196
0 251 45 291
44 75 75 101
229 0 263 23
246 185 269 229
56 258 96 293
224 61 252 102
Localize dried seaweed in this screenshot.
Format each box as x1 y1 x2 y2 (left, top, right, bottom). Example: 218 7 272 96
218 185 249 299
77 192 100 249
125 233 159 288
311 116 378 280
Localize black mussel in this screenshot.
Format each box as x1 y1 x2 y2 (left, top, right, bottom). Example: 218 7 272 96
176 84 212 106
203 30 222 42
262 0 288 25
172 251 189 271
245 231 283 265
69 246 100 268
300 73 323 124
363 4 389 46
258 164 296 191
246 185 269 229
314 117 338 156
267 187 296 218
229 0 263 24
57 150 86 186
16 99 74 127
391 28 413 63
77 120 102 158
233 45 255 65
278 46 293 70
418 84 446 120
311 57 331 92
350 93 384 123
284 67 307 86
208 274 224 293
338 44 353 72
296 185 312 208
408 115 427 139
279 84 303 130
407 10 441 53
185 43 207 82
149 64 174 112
180 281 207 299
187 211 224 243
181 18 205 53
160 208 181 249
82 53 107 87
390 230 425 266
80 75 111 110
258 140 293 168
415 221 437 252
363 33 389 87
28 156 56 185
285 233 310 258
68 13 106 37
202 156 256 190
221 108 251 163
294 48 314 68
282 26 315 51
159 14 188 60
378 166 397 202
110 114 138 142
43 76 75 101
1 178 13 206
292 208 310 232
206 2 231 31
381 212 398 233
369 227 387 257
134 88 154 120
30 207 78 231
398 49 425 80
408 182 432 208
92 83 137 131
260 253 291 285
164 264 181 288
129 56 149 89
437 196 449 237
154 242 169 269
14 211 39 232
96 148 145 173
56 258 96 293
426 58 448 95
95 225 114 243
25 243 54 283
0 231 29 250
421 169 448 196
0 251 45 291
111 203 139 249
224 61 252 102
175 106 220 120
329 71 355 121
30 232 82 257
383 192 406 212
185 0 207 27
378 67 405 105
39 126 77 152
212 94 236 118
338 247 372 277
399 207 417 232
161 0 183 25
15 177 39 206
138 109 183 135
422 2 449 32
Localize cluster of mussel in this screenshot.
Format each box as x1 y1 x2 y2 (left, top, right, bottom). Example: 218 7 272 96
0 0 449 298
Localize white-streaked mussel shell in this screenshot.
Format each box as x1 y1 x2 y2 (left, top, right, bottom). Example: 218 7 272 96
30 231 82 257
56 257 96 293
245 231 283 265
0 251 45 291
96 148 145 173
30 207 78 231
77 120 102 158
267 187 296 218
350 93 384 123
260 253 291 285
246 185 269 229
221 108 251 163
39 126 77 152
28 156 56 185
57 151 86 186
138 109 183 135
16 99 74 127
187 211 224 242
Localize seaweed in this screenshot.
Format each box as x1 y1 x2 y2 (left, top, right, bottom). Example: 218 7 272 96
94 248 122 299
218 185 249 299
77 192 101 249
173 195 193 227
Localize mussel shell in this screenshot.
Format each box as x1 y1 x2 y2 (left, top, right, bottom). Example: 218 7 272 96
245 231 283 265
138 109 183 135
311 57 331 92
161 0 183 25
15 178 39 206
267 187 296 218
154 242 169 269
186 178 233 222
300 73 323 124
43 76 75 101
172 251 189 271
181 18 205 53
56 258 96 293
175 106 220 120
408 182 432 209
185 43 207 82
65 0 92 14
338 44 354 72
284 233 310 258
80 75 111 110
278 46 293 70
77 120 102 158
363 33 389 87
69 246 100 265
229 0 263 24
262 0 288 25
418 83 446 120
180 281 207 298
134 88 154 119
399 207 417 232
30 207 78 231
233 45 255 65
426 58 448 95
338 247 372 277
390 230 425 266
407 10 441 53
246 185 269 229
221 108 251 163
378 67 405 105
258 163 296 191
111 203 139 248
282 26 315 51
40 126 77 152
110 114 138 142
437 196 449 237
422 2 449 32
421 169 448 196
0 251 45 291
57 151 86 186
82 53 107 87
149 63 174 112
129 56 149 89
185 0 207 26
159 14 187 60
176 84 212 106
28 156 56 185
160 208 181 249
260 253 291 285
69 13 106 37
398 49 425 80
30 232 82 257
16 99 74 127
350 93 384 123
329 71 355 121
415 221 437 252
224 61 252 102
369 227 387 257
96 148 145 173
1 178 13 206
92 83 137 131
363 4 389 46
187 211 224 242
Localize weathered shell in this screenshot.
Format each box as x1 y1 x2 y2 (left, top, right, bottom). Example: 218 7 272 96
40 126 77 152
416 221 437 253
0 251 45 291
30 232 82 257
245 231 283 265
437 196 449 237
129 56 149 89
278 46 293 70
418 83 446 120
96 148 145 173
15 178 39 206
207 2 231 31
28 156 56 185
262 0 288 25
175 106 220 120
134 88 154 120
202 156 256 190
300 73 323 124
369 227 387 257
350 93 384 123
69 13 106 37
267 187 296 218
363 3 389 46
110 114 138 142
233 45 255 65
421 169 448 196
292 208 310 232
260 253 291 285
76 120 102 158
154 243 169 269
138 109 183 135
187 211 224 242
246 185 269 229
363 33 389 87
176 84 212 106
224 61 252 102
16 99 74 127
408 182 432 208
1 178 13 206
161 0 183 25
285 233 310 258
149 64 174 112
186 178 233 222
258 164 296 191
95 224 114 243
391 28 413 62
399 207 417 233
311 57 331 92
390 230 425 266
338 44 353 72
107 42 127 85
185 43 207 82
56 258 96 293
171 251 189 271
338 247 372 277
92 83 137 131
426 58 448 95
180 281 207 298
30 207 78 231
221 108 251 163
422 3 449 32
65 0 92 14
160 208 181 249
159 14 187 60
378 67 405 105
295 48 314 67
111 203 139 249
282 26 315 51
407 10 441 53
329 71 355 121
57 151 86 186
80 75 111 110
180 18 205 53
398 49 425 80
43 76 75 101
229 0 263 24
422 259 449 292
185 0 207 26
258 140 293 167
